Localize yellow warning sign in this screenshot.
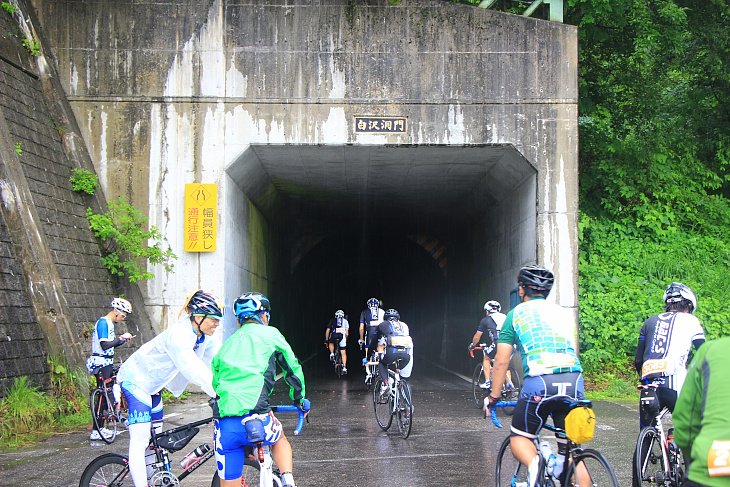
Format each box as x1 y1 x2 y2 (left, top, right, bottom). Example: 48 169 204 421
184 184 217 252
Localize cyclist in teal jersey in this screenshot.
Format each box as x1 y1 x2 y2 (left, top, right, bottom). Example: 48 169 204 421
486 265 585 487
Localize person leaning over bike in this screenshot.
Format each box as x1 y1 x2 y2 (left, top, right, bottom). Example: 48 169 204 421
211 292 309 487
468 300 506 390
367 308 413 395
673 336 730 487
485 265 584 487
633 281 706 487
116 290 224 487
325 309 349 374
85 297 134 440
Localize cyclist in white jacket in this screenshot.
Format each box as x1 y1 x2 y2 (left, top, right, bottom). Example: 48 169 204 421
117 290 224 487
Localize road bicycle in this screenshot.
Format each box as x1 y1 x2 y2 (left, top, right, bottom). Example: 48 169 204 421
211 405 306 487
89 364 128 444
364 354 379 391
372 360 413 439
78 406 305 487
331 342 345 378
634 384 685 487
470 344 520 413
491 399 619 487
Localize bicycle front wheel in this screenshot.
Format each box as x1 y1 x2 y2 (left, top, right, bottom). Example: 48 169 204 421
500 366 521 416
565 449 619 487
472 364 486 408
635 426 666 486
496 436 544 487
79 452 129 487
90 388 118 444
372 376 393 430
396 381 413 439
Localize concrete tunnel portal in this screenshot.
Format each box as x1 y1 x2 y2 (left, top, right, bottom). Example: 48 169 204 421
226 144 537 375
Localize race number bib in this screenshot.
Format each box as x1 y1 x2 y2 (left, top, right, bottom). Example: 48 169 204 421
708 440 730 477
390 336 412 348
335 327 345 333
540 352 576 369
641 359 676 378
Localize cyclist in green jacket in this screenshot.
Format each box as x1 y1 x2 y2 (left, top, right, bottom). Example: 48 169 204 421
674 336 730 487
212 292 308 487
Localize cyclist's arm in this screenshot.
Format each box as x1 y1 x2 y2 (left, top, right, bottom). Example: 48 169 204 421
635 335 646 376
166 332 216 397
272 331 306 402
470 329 483 348
100 336 126 351
488 343 513 402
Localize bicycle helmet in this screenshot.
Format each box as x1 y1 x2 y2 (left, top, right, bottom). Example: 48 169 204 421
367 297 379 308
384 308 400 321
517 265 554 292
184 290 224 320
663 282 697 313
335 310 345 318
234 292 271 325
111 297 132 314
484 300 501 313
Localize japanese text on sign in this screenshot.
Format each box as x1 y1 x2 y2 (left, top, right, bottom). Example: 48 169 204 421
184 183 217 252
355 117 407 133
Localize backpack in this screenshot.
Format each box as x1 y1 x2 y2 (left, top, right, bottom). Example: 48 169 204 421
565 406 596 444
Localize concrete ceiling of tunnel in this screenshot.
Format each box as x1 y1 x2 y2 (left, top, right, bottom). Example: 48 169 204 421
227 145 536 235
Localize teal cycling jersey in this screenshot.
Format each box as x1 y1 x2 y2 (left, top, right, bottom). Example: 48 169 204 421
498 297 581 377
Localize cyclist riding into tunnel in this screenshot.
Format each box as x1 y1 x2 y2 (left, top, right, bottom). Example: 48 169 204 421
359 297 385 360
212 292 309 487
485 265 585 487
469 300 506 391
325 309 349 374
367 308 414 395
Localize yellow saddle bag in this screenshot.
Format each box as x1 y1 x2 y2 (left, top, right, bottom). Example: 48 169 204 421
565 406 596 444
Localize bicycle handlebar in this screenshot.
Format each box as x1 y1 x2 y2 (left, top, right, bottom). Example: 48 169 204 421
469 344 486 358
488 401 517 428
271 405 307 436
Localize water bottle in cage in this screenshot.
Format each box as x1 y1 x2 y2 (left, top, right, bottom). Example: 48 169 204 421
180 443 211 470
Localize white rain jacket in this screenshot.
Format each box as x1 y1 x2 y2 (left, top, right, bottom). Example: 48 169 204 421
117 318 221 397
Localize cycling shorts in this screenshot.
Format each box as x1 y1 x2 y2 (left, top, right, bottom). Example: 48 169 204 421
510 372 585 438
485 341 497 359
120 381 163 425
214 412 283 481
327 332 345 348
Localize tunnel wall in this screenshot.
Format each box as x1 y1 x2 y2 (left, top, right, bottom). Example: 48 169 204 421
30 0 579 368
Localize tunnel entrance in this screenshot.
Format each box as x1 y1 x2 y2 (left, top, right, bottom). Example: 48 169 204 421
225 144 537 373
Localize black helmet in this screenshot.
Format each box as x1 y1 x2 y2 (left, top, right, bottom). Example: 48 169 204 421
384 308 400 321
183 290 224 320
663 282 697 313
367 297 379 308
517 265 554 292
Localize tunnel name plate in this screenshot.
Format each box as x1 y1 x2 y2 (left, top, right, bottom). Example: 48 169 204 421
355 117 407 133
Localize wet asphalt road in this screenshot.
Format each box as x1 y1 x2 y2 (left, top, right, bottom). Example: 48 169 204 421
0 356 648 486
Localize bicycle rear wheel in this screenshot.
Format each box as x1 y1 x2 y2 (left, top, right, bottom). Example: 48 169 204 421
90 388 118 443
472 364 486 408
79 452 129 487
565 449 619 487
500 366 521 416
396 381 413 439
210 459 280 487
372 376 393 430
635 426 666 486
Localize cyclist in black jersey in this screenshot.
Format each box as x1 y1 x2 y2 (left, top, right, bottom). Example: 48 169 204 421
367 308 413 395
468 300 506 390
359 297 384 362
325 310 349 373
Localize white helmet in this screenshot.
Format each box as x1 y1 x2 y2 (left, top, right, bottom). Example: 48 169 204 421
484 300 501 313
111 297 132 314
335 310 345 318
663 282 697 313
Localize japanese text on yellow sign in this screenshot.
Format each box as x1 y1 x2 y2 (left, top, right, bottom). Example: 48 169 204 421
184 184 217 252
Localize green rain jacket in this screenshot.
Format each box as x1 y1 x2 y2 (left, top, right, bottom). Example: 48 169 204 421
674 336 730 486
212 322 305 417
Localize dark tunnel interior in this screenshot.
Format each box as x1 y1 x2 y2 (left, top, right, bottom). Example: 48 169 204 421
280 231 448 374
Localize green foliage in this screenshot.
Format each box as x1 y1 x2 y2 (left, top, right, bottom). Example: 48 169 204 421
1 2 18 14
86 196 177 283
70 168 100 195
21 33 41 56
14 142 21 155
0 363 90 450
